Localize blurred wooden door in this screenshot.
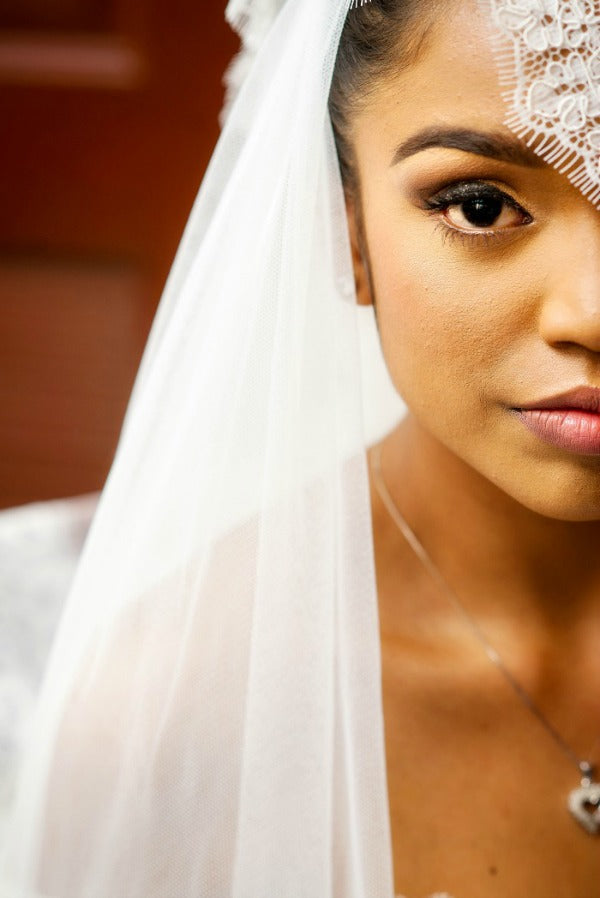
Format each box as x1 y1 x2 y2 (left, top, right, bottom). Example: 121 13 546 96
0 0 237 508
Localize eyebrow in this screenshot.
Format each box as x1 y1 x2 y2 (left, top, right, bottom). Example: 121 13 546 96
390 127 546 168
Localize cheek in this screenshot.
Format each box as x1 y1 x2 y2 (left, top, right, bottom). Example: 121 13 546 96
369 225 535 434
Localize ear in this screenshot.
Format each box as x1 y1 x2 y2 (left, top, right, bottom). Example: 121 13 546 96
345 196 374 307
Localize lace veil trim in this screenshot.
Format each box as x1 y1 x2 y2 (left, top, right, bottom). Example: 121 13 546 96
481 0 600 206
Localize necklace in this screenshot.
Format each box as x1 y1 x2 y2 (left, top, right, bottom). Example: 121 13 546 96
370 442 600 836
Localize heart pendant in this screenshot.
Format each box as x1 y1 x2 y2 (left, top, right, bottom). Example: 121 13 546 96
568 781 600 835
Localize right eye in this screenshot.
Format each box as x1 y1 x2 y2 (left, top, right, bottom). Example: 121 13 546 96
426 181 533 238
446 192 525 230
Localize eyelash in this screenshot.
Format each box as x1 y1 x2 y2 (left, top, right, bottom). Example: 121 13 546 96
431 221 506 248
423 181 533 247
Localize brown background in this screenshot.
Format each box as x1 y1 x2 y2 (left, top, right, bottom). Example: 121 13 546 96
0 0 238 509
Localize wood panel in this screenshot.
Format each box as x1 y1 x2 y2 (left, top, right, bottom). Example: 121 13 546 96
0 1 239 508
0 0 115 32
0 256 150 507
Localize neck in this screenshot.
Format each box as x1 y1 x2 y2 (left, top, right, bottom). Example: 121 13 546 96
381 415 600 636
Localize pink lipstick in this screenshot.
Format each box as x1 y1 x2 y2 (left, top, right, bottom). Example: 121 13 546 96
514 387 600 455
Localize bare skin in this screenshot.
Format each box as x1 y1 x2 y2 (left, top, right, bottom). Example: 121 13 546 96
346 1 600 895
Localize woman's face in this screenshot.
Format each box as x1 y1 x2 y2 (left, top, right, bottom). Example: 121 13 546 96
348 0 600 521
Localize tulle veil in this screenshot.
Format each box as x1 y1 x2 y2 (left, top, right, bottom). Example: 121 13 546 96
0 1 403 896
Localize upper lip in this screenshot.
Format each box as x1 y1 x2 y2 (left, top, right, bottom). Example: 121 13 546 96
517 386 600 413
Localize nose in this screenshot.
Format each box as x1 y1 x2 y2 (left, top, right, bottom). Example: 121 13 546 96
538 209 600 355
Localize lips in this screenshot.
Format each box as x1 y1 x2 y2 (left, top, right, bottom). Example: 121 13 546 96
513 387 600 455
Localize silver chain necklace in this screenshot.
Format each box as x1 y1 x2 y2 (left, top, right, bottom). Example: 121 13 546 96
370 442 600 836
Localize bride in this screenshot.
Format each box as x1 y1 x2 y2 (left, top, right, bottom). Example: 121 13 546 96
335 2 600 892
2 1 599 897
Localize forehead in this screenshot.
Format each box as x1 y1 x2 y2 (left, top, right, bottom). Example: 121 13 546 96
354 1 506 144
351 0 600 207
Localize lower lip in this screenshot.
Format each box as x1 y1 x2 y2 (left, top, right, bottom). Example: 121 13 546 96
516 408 600 455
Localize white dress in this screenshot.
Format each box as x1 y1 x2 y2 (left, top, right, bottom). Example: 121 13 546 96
0 493 99 849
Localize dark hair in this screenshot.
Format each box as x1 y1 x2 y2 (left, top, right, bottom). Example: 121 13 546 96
329 0 440 199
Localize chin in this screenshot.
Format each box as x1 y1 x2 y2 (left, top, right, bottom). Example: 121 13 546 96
476 417 600 523
504 470 600 522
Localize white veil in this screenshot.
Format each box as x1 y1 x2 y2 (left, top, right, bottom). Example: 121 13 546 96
1 1 402 896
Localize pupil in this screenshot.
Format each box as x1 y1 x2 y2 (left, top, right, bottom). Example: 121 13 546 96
462 195 504 227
